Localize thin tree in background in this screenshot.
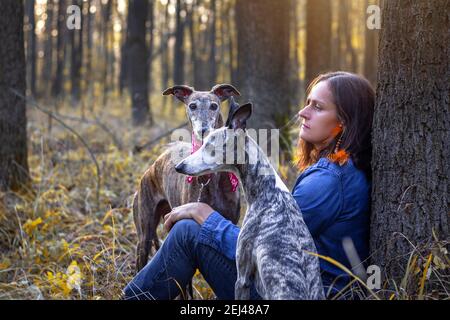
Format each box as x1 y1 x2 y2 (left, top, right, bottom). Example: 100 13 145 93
147 0 155 94
70 0 83 105
235 0 291 130
226 2 237 86
160 0 171 108
52 0 66 99
186 0 200 88
208 0 217 84
119 1 129 96
305 0 332 92
337 0 357 71
42 0 55 98
126 0 152 126
0 0 30 191
370 0 449 291
25 0 37 97
364 0 379 87
288 0 301 106
173 0 185 85
101 0 112 106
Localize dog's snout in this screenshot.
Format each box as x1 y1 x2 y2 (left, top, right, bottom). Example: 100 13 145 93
175 162 185 173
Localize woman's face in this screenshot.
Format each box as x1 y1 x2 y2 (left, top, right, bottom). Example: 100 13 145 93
299 80 341 148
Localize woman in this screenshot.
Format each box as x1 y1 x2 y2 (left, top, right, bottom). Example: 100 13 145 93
123 72 375 300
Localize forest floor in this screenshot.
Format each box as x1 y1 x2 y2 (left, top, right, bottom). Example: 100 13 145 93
0 94 448 300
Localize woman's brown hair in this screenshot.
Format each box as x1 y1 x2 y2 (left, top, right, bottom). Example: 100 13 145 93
297 72 375 180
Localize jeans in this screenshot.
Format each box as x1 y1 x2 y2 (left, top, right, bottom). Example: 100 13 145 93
123 219 261 300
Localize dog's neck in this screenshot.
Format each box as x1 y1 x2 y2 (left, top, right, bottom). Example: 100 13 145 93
234 136 289 205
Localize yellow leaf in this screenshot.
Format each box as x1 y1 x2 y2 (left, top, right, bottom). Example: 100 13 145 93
0 258 11 269
23 217 43 236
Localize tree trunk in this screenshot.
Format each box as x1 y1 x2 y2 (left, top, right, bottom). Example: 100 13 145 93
226 3 237 86
147 0 155 95
52 0 66 98
370 0 449 291
119 3 128 96
338 0 357 72
25 0 37 97
288 0 301 106
101 0 112 106
208 0 217 84
305 0 331 90
42 0 55 98
187 0 200 88
160 0 170 109
70 0 83 106
173 0 185 85
127 0 151 126
85 0 93 96
0 1 30 191
235 0 291 130
364 0 379 88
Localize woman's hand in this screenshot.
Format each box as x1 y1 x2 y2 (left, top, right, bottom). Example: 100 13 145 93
163 202 215 232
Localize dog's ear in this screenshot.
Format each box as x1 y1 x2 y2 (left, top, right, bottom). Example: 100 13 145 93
210 84 240 102
225 97 240 128
228 102 252 130
163 85 194 103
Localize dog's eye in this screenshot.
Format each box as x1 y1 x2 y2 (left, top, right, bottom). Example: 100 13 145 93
189 103 197 110
210 103 218 111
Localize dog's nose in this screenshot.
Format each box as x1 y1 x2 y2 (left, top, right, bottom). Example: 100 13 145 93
175 162 185 173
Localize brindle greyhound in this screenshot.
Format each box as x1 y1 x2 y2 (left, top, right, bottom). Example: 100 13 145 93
175 103 325 300
133 84 241 272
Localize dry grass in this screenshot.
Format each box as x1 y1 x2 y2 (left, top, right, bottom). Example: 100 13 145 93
0 95 448 300
0 95 215 299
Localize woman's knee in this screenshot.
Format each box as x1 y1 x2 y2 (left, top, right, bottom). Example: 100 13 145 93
169 219 201 246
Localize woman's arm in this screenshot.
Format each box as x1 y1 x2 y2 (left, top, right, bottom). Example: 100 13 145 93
164 202 240 261
163 202 215 231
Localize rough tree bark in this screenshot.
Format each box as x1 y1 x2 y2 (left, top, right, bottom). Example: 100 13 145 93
370 0 449 288
235 0 291 130
0 1 30 191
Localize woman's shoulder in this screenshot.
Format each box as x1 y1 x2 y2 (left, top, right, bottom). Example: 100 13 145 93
292 157 368 193
292 159 342 194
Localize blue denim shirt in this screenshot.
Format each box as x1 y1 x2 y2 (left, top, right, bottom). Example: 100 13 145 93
197 157 370 296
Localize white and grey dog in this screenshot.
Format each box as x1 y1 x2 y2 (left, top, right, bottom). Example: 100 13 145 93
175 102 325 300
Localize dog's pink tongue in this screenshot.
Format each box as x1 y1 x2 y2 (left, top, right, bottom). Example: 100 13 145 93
186 132 239 192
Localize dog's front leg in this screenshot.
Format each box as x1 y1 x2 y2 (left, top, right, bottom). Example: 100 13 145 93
235 247 254 300
235 276 252 300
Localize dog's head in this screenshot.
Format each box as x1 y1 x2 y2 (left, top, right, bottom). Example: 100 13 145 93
163 84 240 142
175 102 253 176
